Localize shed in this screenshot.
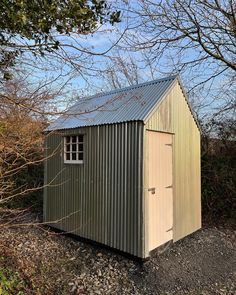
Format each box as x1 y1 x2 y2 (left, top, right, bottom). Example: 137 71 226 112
44 75 201 258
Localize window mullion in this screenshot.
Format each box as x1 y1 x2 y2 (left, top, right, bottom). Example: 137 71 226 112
64 135 83 163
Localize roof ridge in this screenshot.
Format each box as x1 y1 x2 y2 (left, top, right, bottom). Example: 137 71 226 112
76 74 178 103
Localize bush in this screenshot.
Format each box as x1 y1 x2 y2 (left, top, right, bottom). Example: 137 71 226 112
0 267 25 295
7 163 44 211
201 118 236 222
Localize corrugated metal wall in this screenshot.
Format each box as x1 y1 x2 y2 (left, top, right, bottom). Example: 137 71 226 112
44 121 144 257
145 81 201 251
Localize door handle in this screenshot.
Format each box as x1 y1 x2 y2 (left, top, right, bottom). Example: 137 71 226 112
148 187 156 194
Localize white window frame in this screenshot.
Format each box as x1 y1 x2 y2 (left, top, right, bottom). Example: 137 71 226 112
64 135 84 164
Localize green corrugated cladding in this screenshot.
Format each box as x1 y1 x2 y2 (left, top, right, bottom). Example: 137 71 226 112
44 121 144 257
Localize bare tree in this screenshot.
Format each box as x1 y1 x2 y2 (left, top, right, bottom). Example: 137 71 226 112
116 0 236 118
99 52 144 90
0 75 62 206
124 0 235 73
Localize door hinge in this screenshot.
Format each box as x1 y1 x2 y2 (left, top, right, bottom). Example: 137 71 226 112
165 143 172 147
165 185 173 189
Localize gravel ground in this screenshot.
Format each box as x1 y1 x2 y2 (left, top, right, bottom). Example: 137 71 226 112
0 213 235 294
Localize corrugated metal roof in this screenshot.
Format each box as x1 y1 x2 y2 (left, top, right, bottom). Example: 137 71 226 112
47 75 177 131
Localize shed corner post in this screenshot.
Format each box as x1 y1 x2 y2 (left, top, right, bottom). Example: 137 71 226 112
43 136 48 223
143 125 150 258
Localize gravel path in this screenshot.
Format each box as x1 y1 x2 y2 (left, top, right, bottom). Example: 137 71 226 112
0 214 235 294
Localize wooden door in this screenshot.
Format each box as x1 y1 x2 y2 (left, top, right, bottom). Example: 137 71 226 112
147 131 173 251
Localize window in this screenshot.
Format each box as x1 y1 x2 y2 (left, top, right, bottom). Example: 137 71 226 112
64 135 84 164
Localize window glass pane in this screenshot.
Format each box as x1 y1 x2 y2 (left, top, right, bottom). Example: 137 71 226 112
78 135 83 142
64 135 84 163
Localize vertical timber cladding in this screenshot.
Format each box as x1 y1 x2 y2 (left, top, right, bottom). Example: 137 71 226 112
44 121 144 257
145 81 201 243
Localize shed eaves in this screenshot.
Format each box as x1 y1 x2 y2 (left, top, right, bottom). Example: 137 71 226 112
46 75 177 131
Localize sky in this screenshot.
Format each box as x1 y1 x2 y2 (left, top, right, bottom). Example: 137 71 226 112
19 0 234 121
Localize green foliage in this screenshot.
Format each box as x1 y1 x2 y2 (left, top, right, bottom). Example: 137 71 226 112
7 163 44 211
201 118 236 221
0 122 6 133
202 153 236 219
0 0 120 42
0 268 25 295
0 0 120 77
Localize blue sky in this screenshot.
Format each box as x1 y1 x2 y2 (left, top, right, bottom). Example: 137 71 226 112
21 1 233 120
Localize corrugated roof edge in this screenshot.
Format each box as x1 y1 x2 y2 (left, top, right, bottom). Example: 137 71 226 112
44 75 178 132
80 74 178 101
44 74 201 132
176 77 201 132
43 119 145 133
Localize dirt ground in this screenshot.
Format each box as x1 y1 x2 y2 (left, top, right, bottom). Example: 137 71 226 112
0 212 235 295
